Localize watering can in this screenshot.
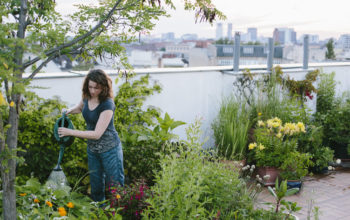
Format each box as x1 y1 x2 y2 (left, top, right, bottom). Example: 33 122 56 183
47 112 75 189
52 112 75 170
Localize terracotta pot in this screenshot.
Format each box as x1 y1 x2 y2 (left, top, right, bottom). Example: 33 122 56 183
257 167 281 186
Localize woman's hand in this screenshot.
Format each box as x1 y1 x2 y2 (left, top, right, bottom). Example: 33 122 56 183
58 127 72 137
61 108 71 115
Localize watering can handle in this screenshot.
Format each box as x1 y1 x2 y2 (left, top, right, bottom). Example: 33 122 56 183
61 112 67 127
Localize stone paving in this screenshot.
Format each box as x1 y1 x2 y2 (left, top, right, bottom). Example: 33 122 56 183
257 167 350 220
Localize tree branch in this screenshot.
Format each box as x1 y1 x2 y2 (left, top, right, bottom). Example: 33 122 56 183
27 54 58 79
22 0 122 71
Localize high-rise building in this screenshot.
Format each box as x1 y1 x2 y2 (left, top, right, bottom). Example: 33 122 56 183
227 23 232 40
273 28 297 45
161 32 175 42
216 23 223 40
338 34 350 49
247 27 257 42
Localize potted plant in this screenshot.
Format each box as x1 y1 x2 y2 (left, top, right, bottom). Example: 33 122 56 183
248 117 306 186
280 151 313 190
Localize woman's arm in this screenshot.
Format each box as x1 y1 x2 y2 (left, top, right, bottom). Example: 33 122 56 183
58 110 113 140
64 100 84 115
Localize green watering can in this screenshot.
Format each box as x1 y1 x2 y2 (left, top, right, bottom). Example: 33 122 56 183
47 112 75 189
52 112 75 171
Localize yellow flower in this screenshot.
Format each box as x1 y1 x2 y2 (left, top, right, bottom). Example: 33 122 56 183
116 194 121 200
67 202 74 208
0 92 7 106
9 101 14 107
257 120 265 127
19 193 27 197
258 112 262 116
297 122 306 133
267 117 281 128
58 207 67 216
3 62 8 69
258 144 265 150
248 143 257 150
34 198 40 203
276 133 282 138
46 201 53 207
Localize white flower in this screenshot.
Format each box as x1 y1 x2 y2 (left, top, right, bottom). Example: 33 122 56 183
263 175 270 180
328 166 333 171
251 165 255 169
256 174 260 179
336 159 341 164
256 183 261 188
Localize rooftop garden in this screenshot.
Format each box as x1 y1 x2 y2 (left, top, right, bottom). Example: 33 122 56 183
1 0 350 219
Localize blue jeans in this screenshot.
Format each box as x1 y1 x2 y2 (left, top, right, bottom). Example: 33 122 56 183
87 142 124 202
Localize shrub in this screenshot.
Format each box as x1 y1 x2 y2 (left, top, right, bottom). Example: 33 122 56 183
16 96 89 191
315 73 350 158
114 74 184 184
143 120 258 219
298 125 334 172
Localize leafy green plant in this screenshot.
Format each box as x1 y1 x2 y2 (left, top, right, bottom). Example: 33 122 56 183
143 119 258 219
114 74 185 184
298 125 334 172
316 72 337 115
315 73 350 158
212 96 252 160
280 151 313 180
0 178 120 219
268 179 301 215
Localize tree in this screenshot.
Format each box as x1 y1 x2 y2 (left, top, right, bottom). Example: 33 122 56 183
326 38 336 60
0 0 224 219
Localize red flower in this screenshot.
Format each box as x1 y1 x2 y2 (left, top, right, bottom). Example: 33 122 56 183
305 90 313 100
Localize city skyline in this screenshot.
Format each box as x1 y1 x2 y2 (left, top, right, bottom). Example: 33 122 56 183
57 0 350 40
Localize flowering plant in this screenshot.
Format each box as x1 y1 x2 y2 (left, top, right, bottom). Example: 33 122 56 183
249 117 306 168
0 178 114 219
108 179 152 219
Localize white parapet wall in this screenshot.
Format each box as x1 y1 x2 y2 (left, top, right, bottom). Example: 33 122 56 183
26 62 350 147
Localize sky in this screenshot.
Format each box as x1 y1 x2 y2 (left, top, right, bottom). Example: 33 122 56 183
56 0 350 40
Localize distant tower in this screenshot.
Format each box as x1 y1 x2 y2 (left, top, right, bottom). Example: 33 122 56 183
247 27 257 42
227 23 232 40
216 23 223 40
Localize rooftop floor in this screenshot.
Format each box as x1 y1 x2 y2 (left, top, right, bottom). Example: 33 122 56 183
257 167 350 220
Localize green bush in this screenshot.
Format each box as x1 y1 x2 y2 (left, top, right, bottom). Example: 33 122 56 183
17 96 89 191
143 120 258 219
298 125 334 172
315 73 350 159
114 74 184 184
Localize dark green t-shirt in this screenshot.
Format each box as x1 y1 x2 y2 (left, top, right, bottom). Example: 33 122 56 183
82 98 120 153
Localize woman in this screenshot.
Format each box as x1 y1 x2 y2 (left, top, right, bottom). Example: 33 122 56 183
58 69 124 202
